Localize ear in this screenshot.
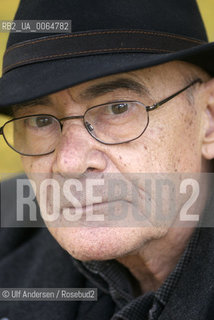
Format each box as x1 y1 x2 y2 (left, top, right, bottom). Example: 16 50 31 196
202 78 214 160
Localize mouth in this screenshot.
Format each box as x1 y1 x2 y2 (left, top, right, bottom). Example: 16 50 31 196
57 199 150 227
61 199 130 215
39 176 153 227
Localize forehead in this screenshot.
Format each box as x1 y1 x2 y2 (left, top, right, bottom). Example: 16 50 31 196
51 61 184 100
12 61 190 114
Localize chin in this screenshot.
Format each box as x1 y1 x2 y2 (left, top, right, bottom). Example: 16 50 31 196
46 225 166 261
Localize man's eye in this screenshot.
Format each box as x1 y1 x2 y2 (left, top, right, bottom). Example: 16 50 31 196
25 116 54 128
108 103 128 114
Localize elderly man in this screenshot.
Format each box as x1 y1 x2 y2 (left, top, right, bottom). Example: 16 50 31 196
0 0 214 319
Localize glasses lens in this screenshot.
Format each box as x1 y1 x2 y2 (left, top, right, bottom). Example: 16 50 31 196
84 101 148 144
3 115 61 155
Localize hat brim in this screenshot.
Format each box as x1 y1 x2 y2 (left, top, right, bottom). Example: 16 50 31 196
0 42 214 114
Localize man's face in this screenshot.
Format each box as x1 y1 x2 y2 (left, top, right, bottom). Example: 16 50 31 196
18 61 209 261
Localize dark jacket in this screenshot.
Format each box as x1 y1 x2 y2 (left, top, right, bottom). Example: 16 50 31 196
0 176 214 320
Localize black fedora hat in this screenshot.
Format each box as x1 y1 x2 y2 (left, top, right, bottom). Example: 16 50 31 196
0 0 214 114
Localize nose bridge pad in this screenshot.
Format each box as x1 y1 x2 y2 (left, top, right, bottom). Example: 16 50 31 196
60 116 96 142
60 117 93 148
85 121 94 132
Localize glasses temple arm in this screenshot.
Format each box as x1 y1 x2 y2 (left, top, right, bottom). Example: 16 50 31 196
146 78 203 111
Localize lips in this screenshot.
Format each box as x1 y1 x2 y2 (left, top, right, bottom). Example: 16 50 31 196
37 172 152 226
61 197 132 209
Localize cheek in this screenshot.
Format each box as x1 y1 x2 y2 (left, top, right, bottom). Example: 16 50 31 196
21 155 54 173
161 108 203 171
21 155 57 213
113 108 203 173
21 155 55 190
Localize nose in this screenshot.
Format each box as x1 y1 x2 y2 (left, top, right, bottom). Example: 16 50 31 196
52 121 108 177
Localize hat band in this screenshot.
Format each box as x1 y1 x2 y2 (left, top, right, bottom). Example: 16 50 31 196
3 30 205 74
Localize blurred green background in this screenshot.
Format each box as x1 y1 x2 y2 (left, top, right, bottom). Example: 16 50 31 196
0 0 214 176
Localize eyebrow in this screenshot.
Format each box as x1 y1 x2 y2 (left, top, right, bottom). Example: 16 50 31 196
79 77 150 100
11 77 149 114
11 96 53 115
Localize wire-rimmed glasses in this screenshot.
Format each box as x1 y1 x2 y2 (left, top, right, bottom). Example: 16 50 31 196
0 78 202 156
